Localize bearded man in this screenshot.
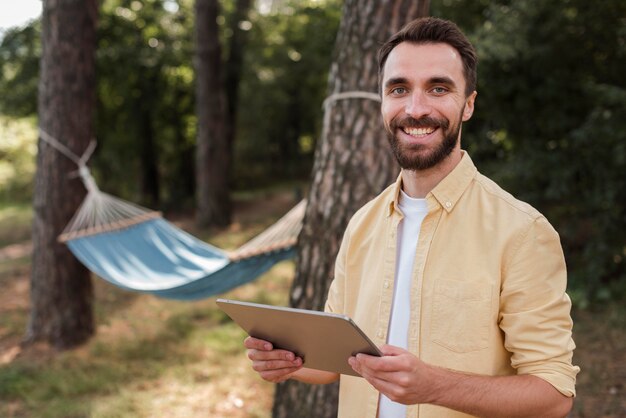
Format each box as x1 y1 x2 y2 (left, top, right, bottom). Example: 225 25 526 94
245 17 579 418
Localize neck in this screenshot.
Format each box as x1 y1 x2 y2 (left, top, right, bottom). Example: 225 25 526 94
401 148 462 198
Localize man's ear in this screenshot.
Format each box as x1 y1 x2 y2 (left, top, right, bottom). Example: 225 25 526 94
462 91 477 122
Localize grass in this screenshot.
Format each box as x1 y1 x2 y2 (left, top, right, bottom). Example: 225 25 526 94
0 202 32 247
0 194 624 417
0 192 296 418
0 264 292 418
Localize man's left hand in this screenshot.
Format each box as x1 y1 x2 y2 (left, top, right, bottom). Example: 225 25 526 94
348 344 436 405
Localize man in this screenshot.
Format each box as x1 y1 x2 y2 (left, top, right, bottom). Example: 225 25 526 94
245 17 579 418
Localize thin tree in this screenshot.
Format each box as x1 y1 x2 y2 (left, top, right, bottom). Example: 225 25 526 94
27 0 99 349
272 0 429 416
195 0 251 227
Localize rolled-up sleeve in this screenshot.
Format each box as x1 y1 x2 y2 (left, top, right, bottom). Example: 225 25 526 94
499 216 580 397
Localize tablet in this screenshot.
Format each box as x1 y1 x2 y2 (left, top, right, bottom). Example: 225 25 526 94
216 298 381 377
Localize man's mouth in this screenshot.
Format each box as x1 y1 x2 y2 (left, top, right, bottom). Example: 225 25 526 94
402 126 436 137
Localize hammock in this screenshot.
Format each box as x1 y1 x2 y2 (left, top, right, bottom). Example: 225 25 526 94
41 91 378 300
40 130 305 301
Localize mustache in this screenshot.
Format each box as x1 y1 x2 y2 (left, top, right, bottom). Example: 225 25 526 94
389 116 450 131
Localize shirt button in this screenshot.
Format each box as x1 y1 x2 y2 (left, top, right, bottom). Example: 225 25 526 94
377 330 384 339
445 201 452 208
383 281 390 289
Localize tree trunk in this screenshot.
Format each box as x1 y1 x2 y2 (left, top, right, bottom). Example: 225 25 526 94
195 0 231 226
272 1 429 417
224 0 252 137
138 70 160 207
195 0 252 227
27 0 98 350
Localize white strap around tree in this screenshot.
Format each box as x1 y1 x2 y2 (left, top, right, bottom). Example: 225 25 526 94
321 91 381 138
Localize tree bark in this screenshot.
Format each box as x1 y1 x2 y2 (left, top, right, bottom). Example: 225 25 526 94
195 0 251 227
27 0 98 350
272 1 429 417
138 70 160 207
195 0 231 226
224 0 252 137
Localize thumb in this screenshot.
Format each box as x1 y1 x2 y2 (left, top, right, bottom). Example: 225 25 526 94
380 344 408 356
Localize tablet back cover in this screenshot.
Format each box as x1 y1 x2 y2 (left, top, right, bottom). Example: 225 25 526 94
216 298 380 376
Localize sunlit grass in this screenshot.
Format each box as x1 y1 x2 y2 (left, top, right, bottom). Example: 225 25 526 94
0 203 32 247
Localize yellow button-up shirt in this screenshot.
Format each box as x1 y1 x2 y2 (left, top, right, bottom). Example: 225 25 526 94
325 152 579 418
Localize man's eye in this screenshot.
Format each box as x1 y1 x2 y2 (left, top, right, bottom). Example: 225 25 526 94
432 87 448 94
390 87 407 95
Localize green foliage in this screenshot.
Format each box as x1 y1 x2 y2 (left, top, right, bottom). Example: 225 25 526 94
0 23 40 117
0 116 37 204
0 0 341 206
96 0 196 208
234 1 341 188
434 0 626 305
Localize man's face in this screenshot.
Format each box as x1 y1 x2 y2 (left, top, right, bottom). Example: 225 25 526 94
381 42 476 171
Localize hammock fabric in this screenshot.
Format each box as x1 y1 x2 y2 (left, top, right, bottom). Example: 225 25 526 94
66 216 299 301
60 193 304 300
40 129 304 301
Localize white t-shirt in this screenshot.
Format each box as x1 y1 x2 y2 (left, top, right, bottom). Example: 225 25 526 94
378 190 428 418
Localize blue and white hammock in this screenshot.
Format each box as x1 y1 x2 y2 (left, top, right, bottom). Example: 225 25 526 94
41 131 304 301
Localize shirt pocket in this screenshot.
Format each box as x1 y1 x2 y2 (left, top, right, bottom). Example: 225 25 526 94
431 280 493 353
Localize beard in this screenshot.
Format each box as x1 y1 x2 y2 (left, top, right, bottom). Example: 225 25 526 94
385 110 463 171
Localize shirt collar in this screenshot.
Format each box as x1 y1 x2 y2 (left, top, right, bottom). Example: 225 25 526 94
387 151 478 216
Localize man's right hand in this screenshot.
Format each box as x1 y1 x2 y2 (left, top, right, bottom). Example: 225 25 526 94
244 336 304 383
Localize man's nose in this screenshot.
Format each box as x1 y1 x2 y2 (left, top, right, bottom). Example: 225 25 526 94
405 91 432 119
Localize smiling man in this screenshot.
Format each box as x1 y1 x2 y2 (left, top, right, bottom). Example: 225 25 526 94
245 17 579 418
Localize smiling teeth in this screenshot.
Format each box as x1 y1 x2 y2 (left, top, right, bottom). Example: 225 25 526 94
404 127 435 136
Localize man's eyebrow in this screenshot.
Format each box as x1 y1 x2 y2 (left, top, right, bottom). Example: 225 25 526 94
429 76 456 87
383 77 408 90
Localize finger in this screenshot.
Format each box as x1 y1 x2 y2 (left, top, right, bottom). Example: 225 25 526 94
349 355 387 379
251 354 302 371
244 336 273 350
353 357 394 382
355 353 400 373
259 365 303 383
379 344 407 356
359 349 418 374
252 358 302 376
247 348 299 362
348 356 361 376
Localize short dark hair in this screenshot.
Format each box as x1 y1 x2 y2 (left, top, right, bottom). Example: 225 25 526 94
378 17 477 96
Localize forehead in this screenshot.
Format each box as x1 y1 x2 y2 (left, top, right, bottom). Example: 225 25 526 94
382 42 465 88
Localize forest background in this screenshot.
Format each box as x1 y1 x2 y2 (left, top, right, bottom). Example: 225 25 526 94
0 0 625 417
2 0 624 305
